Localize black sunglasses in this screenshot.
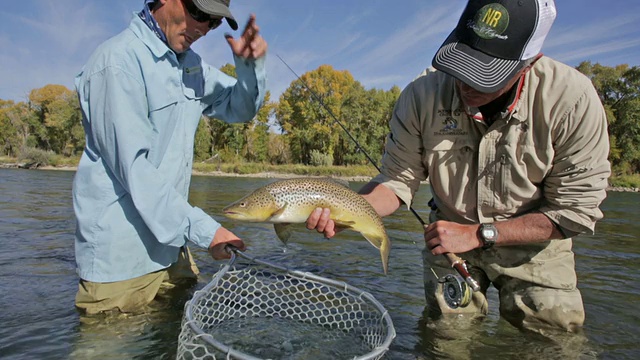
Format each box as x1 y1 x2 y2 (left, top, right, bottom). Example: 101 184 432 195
180 0 224 29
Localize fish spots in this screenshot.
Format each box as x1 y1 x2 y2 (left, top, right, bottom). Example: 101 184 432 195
223 177 391 274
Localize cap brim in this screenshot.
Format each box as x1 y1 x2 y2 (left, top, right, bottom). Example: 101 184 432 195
223 17 238 30
432 31 526 93
192 0 238 30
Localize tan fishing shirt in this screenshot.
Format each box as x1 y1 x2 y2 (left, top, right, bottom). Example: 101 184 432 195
373 56 611 235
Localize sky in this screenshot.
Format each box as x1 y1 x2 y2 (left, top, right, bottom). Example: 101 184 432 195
1 0 639 103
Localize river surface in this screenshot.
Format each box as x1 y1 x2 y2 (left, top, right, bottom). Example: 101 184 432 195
0 168 638 359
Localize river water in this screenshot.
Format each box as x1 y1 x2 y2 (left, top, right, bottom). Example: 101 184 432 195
0 168 638 359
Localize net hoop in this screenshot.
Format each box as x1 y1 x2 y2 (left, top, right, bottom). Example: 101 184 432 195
178 248 396 360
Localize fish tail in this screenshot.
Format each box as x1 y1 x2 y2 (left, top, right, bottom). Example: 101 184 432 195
380 235 390 275
362 230 391 275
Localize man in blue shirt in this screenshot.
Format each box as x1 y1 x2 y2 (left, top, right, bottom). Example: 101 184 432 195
73 0 267 314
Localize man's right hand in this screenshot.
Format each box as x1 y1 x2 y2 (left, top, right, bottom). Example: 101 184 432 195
208 226 246 260
225 14 267 59
306 207 340 238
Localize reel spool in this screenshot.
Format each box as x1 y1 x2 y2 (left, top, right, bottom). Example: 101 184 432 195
439 274 472 309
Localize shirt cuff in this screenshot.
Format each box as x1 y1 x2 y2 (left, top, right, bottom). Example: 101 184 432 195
539 207 596 235
184 207 221 249
371 173 416 209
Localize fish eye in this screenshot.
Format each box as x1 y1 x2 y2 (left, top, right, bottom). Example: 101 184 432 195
240 202 246 208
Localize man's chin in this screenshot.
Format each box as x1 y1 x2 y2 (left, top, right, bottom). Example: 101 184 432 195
169 41 190 54
461 96 490 108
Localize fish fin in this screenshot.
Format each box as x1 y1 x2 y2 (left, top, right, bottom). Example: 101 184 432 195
333 219 356 229
361 231 391 275
274 223 293 244
333 220 354 235
270 203 289 218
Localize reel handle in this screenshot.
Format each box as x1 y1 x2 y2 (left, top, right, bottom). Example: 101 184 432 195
444 252 481 292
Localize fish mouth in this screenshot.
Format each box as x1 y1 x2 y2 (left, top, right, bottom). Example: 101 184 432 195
223 210 247 220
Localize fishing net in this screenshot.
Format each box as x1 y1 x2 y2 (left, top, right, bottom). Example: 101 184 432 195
177 249 396 360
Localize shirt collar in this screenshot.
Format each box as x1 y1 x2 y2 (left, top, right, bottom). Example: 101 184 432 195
138 0 167 43
129 13 173 60
459 72 529 123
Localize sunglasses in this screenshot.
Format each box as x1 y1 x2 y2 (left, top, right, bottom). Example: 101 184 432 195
180 0 224 29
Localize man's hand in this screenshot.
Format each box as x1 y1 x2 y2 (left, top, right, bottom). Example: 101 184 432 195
305 207 341 238
424 221 482 255
225 14 267 59
208 226 246 260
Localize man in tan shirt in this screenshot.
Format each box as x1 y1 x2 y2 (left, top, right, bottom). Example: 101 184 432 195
307 0 610 334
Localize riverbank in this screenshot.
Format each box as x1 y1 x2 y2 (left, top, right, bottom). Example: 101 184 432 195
1 162 376 183
2 162 638 192
191 169 375 183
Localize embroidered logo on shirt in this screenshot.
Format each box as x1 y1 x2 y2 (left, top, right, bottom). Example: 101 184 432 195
434 109 468 136
443 118 458 131
185 66 202 74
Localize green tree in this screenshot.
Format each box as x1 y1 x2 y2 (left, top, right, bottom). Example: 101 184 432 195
194 63 241 162
336 86 401 166
0 100 34 156
276 64 358 164
577 62 640 174
194 63 275 163
193 117 213 161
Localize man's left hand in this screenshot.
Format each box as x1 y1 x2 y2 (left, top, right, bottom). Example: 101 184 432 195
208 226 246 260
225 14 267 59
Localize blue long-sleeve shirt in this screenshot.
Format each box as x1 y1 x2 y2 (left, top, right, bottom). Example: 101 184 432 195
73 14 266 282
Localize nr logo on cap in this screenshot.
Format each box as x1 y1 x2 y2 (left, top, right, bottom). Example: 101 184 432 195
471 3 509 40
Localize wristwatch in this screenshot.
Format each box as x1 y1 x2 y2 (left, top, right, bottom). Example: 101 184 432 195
479 223 498 250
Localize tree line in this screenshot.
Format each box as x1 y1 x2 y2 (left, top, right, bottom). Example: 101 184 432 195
1 62 638 175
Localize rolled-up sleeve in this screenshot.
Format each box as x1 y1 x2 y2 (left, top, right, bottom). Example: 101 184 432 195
539 85 611 234
375 82 428 208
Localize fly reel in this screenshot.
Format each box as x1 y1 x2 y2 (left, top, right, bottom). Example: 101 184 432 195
439 274 472 309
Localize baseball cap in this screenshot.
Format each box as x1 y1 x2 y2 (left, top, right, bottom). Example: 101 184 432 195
432 0 556 93
192 0 238 30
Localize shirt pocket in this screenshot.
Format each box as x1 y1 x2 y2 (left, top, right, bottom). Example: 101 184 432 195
182 65 204 100
422 138 478 208
147 93 180 167
422 138 477 171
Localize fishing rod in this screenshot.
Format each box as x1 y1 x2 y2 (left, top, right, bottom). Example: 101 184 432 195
276 54 480 293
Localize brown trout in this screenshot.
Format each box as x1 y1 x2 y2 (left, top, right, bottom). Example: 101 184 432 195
222 177 391 274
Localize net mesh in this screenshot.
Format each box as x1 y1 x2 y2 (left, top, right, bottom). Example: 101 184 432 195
177 250 395 360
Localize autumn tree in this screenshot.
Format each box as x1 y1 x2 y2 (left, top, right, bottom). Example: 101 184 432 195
277 65 358 165
276 65 400 166
28 84 84 155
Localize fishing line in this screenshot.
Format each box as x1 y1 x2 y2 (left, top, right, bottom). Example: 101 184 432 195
276 54 480 292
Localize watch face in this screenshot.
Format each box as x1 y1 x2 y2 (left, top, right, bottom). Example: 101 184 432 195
480 224 497 249
482 228 496 239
